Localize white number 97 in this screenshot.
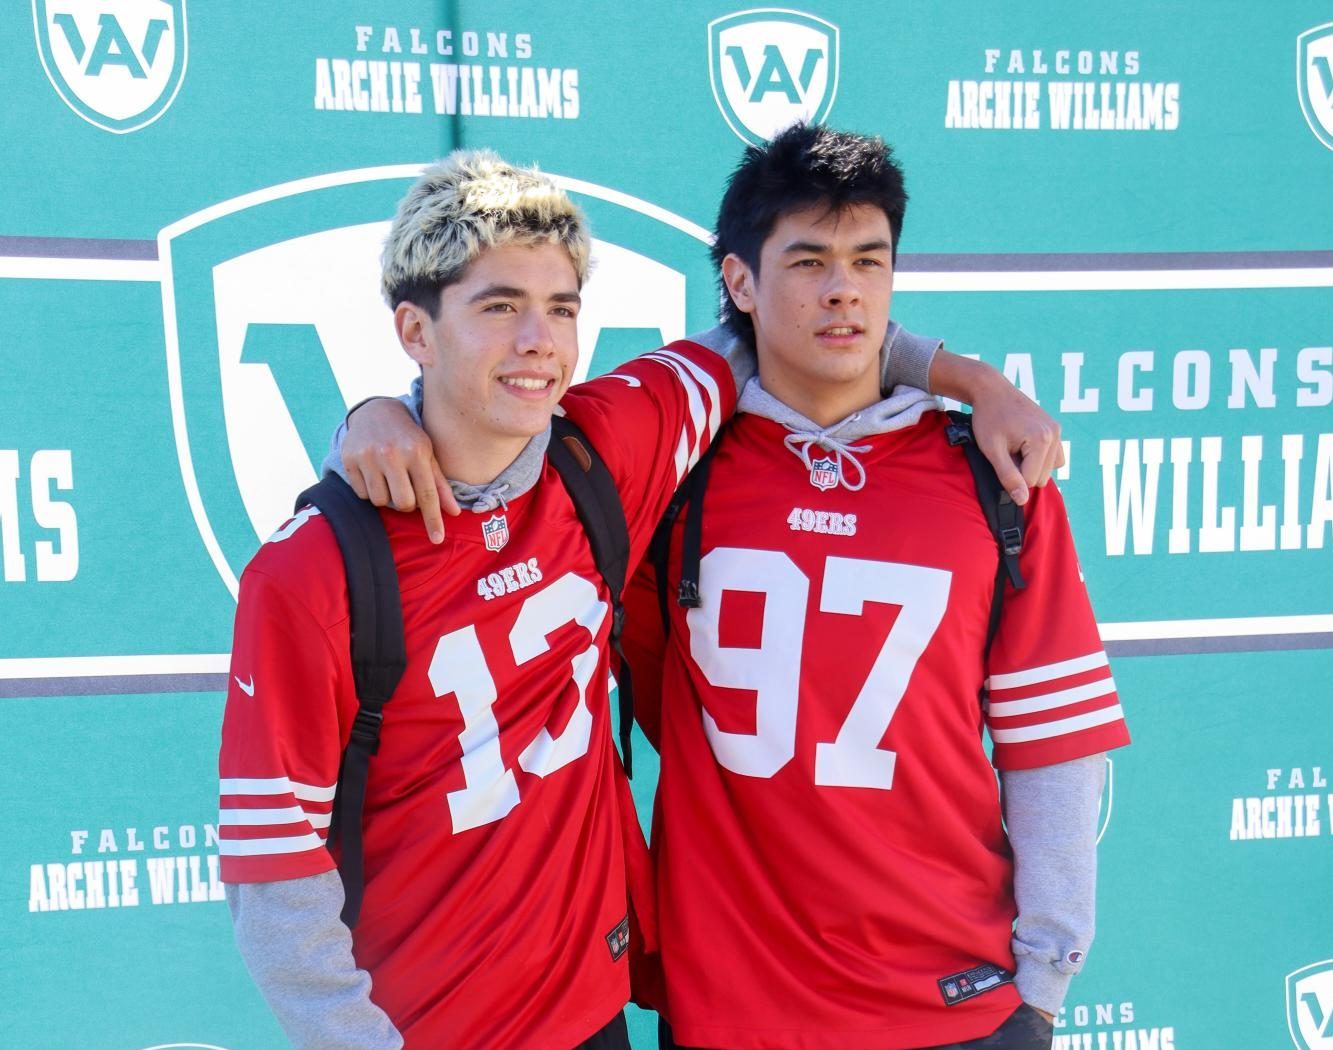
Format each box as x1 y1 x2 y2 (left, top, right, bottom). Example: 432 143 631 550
686 548 951 790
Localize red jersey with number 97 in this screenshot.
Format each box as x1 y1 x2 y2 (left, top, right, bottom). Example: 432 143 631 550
218 343 733 1050
623 408 1129 1050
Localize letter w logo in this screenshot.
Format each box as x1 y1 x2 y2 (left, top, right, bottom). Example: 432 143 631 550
33 1 189 133
51 10 170 78
708 9 840 145
724 43 824 104
1287 959 1333 1050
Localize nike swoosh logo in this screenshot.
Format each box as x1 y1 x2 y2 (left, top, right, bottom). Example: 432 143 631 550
234 675 255 697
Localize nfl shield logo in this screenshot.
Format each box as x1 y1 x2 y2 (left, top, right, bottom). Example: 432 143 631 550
33 0 189 133
708 9 840 145
1298 23 1333 151
809 456 839 491
1288 959 1333 1049
482 514 510 552
944 981 959 999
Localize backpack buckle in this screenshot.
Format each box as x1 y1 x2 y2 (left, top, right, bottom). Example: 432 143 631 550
350 708 384 749
945 421 972 447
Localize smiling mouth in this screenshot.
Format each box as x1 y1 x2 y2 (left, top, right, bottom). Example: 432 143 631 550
499 376 555 391
818 325 863 337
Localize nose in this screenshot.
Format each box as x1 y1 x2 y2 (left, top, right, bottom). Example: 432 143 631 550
515 309 555 355
820 261 861 309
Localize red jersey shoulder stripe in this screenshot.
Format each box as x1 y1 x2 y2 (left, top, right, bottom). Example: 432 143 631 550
640 346 725 482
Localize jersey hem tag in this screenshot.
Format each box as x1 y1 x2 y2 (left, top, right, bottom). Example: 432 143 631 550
605 915 630 961
937 962 1014 1006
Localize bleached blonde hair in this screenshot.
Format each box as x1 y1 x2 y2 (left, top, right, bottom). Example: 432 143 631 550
381 149 591 312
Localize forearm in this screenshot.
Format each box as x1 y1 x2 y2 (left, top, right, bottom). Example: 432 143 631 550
1000 754 1106 1014
227 873 403 1050
924 347 1012 405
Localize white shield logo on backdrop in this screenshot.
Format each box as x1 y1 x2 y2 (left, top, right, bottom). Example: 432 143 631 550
32 0 187 133
708 8 839 145
1288 960 1333 1050
160 166 707 597
1298 23 1333 151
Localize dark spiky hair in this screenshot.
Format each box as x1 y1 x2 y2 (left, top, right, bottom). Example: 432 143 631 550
711 122 908 337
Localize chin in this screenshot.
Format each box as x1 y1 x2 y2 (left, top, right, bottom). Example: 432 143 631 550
501 413 555 440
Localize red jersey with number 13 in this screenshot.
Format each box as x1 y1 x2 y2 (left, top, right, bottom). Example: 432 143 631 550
219 343 733 1050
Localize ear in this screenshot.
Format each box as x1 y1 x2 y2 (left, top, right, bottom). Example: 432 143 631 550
394 301 435 367
721 253 757 317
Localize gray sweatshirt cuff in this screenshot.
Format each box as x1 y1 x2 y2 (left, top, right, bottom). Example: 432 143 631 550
882 321 942 394
321 383 423 481
1001 753 1107 1015
227 873 403 1049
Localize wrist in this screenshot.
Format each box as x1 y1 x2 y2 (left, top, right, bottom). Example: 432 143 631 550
929 350 1004 405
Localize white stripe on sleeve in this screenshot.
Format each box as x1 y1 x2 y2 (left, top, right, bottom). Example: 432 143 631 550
218 776 337 803
989 704 1126 744
987 651 1109 691
217 833 327 858
642 350 724 481
219 807 309 826
654 348 723 438
987 677 1117 718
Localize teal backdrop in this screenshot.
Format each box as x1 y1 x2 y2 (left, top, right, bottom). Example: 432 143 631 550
3 3 1332 1048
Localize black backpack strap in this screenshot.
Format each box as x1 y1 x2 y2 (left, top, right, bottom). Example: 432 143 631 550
651 423 728 629
944 412 1027 656
546 415 637 775
649 483 691 635
293 475 407 928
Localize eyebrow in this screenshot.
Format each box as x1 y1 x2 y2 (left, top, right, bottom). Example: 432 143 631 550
781 239 893 255
468 284 582 305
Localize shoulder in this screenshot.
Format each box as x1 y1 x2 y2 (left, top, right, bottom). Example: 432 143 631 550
239 507 348 630
560 340 734 428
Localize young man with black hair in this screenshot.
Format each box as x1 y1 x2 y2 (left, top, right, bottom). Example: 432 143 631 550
619 124 1130 1050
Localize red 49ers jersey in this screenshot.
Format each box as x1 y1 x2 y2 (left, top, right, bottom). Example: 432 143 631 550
623 408 1129 1050
218 342 733 1050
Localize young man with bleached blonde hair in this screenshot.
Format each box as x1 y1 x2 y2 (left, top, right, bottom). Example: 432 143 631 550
219 149 748 1050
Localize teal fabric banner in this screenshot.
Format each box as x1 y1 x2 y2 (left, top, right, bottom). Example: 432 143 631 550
3 3 1330 1048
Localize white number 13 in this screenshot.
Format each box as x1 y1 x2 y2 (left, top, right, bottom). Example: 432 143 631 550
687 549 951 789
427 572 606 833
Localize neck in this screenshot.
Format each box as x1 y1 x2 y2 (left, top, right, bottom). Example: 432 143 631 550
755 364 881 428
421 399 529 486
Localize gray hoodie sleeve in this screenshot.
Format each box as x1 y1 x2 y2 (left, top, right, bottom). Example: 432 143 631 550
882 321 942 393
227 872 403 1050
1000 753 1107 1014
321 382 424 481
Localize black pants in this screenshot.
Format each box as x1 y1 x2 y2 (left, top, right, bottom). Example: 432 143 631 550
658 1003 1053 1050
574 1011 631 1050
